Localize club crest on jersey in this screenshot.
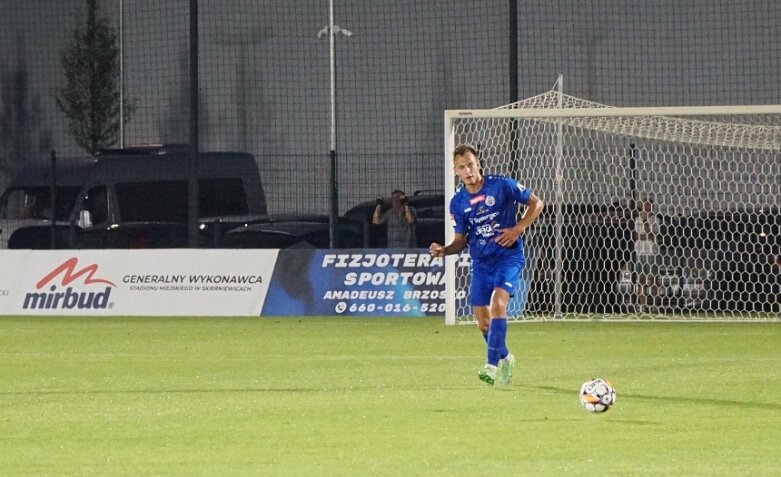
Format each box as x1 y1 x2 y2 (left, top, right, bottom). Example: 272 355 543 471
485 195 496 206
469 194 485 205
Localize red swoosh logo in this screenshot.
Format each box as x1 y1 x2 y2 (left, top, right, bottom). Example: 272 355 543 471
36 257 117 289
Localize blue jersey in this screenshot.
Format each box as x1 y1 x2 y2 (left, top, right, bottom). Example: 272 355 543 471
450 175 533 263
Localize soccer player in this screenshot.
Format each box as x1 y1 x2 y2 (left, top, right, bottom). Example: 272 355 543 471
429 144 544 385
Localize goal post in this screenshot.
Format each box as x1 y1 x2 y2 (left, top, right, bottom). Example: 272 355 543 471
443 91 781 324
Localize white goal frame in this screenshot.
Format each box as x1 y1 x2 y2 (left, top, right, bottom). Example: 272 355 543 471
443 102 781 325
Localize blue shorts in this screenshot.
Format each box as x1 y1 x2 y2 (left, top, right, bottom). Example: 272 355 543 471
470 258 524 307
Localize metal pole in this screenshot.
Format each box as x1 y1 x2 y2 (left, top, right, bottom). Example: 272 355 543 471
327 0 339 248
317 3 351 248
50 151 57 249
188 0 199 248
508 0 520 173
443 113 456 325
629 144 638 213
554 75 564 319
119 0 124 148
629 143 638 303
508 0 518 104
328 0 336 153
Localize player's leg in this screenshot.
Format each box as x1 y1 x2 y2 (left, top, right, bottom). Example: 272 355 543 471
487 288 514 384
474 306 490 342
474 306 497 385
470 265 497 384
489 260 523 385
487 288 511 362
470 264 492 342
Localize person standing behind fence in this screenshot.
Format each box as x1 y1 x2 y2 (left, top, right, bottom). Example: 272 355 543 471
373 189 418 247
634 196 661 312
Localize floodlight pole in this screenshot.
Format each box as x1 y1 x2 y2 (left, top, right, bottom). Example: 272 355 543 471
188 0 200 248
328 0 338 249
508 0 518 104
119 0 124 148
50 151 57 249
319 1 351 248
508 0 520 173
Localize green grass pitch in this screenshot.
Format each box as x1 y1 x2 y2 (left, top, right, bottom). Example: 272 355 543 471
1 316 779 476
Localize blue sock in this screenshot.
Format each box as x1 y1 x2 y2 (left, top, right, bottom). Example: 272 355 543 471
495 318 509 360
482 331 488 343
486 318 507 366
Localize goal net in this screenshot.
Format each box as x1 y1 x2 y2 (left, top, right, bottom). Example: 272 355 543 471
444 88 781 324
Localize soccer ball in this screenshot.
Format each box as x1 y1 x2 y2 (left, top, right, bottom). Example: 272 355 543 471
579 378 616 413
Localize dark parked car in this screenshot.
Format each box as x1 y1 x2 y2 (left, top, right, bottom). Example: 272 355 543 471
201 213 365 249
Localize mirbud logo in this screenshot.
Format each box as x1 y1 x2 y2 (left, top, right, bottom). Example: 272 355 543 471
23 257 117 310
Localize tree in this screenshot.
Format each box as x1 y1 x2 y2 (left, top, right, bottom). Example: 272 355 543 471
55 0 131 156
0 34 52 188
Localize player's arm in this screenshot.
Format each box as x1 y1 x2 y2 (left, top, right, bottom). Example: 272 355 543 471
431 193 468 257
495 193 545 247
429 233 467 257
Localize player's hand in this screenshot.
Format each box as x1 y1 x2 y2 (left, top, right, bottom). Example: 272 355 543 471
429 243 445 257
495 227 523 247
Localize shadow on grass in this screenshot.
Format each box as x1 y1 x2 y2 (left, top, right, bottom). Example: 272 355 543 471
5 384 779 413
531 384 781 411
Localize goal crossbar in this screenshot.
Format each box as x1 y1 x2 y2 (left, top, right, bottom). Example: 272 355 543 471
445 104 781 120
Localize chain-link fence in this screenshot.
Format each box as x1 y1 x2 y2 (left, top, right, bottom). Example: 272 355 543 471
0 0 779 249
